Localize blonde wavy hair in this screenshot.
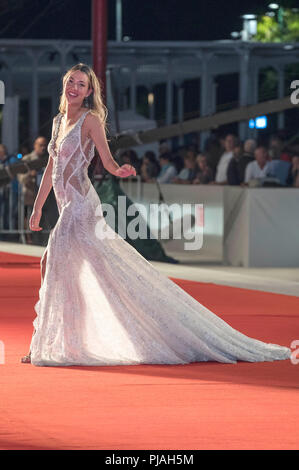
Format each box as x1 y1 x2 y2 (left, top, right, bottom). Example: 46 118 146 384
58 63 108 133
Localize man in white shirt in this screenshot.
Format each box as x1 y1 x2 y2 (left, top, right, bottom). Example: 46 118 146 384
215 134 236 183
244 145 271 184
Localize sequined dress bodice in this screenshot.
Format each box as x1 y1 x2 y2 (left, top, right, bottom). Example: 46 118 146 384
48 110 95 213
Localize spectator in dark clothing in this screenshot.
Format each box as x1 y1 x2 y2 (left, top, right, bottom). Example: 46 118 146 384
18 137 48 243
140 151 160 182
18 136 59 245
203 134 223 175
193 154 214 185
227 138 256 185
287 155 299 188
227 139 243 186
238 139 256 182
120 149 142 175
171 153 185 175
0 144 19 235
269 135 292 163
158 142 171 158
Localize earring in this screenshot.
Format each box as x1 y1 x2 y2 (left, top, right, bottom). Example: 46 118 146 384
83 96 89 108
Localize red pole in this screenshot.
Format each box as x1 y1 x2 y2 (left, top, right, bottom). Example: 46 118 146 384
92 0 107 105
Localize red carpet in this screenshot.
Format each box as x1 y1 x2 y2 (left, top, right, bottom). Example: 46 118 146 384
0 250 298 450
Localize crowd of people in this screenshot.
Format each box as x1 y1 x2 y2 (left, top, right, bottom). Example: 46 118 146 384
0 130 299 242
120 133 299 188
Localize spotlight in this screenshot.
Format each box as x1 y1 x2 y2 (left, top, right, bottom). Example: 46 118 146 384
268 3 279 10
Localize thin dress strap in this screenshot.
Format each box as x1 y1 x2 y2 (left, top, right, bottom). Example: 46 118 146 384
53 110 90 157
52 113 64 158
77 110 93 160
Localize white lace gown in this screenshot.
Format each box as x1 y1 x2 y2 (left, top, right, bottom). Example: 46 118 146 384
29 109 291 366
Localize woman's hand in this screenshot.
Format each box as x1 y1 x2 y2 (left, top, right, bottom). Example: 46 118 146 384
29 207 43 231
114 164 136 178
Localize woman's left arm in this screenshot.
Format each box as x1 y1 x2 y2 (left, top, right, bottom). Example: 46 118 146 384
88 113 136 178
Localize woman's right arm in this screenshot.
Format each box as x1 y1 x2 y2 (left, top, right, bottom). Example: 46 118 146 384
33 116 57 212
32 156 53 212
29 156 54 231
88 113 136 178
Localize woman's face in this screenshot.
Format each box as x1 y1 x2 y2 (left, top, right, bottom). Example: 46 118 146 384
65 70 92 107
186 150 196 160
184 158 195 169
196 154 206 169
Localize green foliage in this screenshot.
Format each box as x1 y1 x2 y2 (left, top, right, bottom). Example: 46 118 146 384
253 7 299 42
283 9 299 42
255 15 281 42
251 7 299 102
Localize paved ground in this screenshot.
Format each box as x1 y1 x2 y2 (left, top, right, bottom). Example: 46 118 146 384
1 241 299 297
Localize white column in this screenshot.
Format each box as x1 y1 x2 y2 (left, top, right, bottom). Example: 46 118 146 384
238 49 250 141
26 49 40 145
123 91 128 110
130 66 137 113
60 44 69 76
250 65 259 140
3 59 20 154
166 60 173 126
178 84 184 146
276 65 285 130
211 81 217 115
2 96 19 155
57 43 73 82
200 52 213 151
116 0 123 41
165 60 174 147
52 43 72 118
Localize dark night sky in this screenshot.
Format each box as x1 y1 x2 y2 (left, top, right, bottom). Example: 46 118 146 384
1 0 299 141
0 0 297 41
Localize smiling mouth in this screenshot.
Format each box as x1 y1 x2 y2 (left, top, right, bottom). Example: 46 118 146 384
68 92 78 97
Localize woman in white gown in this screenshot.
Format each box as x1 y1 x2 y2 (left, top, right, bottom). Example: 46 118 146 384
21 63 291 366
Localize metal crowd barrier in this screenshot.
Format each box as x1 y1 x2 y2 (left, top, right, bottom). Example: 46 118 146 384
0 180 51 244
119 174 142 201
0 175 142 245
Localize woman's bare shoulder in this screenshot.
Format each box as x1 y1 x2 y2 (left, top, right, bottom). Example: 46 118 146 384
85 111 102 125
84 111 104 136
